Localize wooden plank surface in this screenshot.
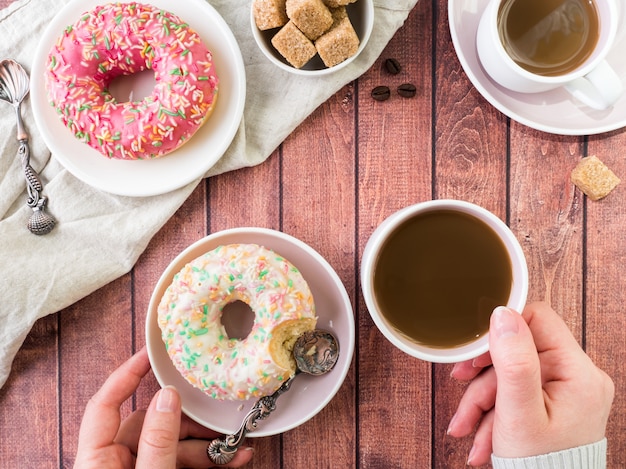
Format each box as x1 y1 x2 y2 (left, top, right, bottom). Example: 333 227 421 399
586 132 626 464
432 5 508 467
357 3 433 467
1 0 625 468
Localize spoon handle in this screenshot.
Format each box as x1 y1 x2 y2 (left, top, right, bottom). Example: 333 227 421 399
18 136 56 235
20 139 42 197
15 102 56 235
207 376 295 465
14 101 27 141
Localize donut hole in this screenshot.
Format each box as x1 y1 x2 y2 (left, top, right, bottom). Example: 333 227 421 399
108 69 156 103
221 300 255 340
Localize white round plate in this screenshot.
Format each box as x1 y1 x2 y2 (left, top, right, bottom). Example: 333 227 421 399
30 0 246 197
448 0 626 136
146 228 355 437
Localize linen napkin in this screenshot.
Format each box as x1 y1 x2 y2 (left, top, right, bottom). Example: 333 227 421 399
0 0 418 388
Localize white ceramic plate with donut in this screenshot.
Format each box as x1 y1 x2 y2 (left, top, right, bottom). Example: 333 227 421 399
30 0 246 197
146 228 355 437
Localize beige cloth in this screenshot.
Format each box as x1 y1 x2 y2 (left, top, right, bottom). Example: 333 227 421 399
0 0 417 388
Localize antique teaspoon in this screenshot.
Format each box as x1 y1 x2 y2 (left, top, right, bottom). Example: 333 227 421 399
0 59 55 235
207 329 339 465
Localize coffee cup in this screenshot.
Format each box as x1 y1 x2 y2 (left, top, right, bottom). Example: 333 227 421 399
476 0 623 110
360 200 528 363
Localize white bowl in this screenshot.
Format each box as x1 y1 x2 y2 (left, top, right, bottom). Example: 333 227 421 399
146 227 354 436
250 0 374 76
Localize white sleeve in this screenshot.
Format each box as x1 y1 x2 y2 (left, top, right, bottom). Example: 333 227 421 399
491 438 607 469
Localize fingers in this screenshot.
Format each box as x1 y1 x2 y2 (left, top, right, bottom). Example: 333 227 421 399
450 352 492 381
447 366 497 438
523 302 584 354
449 305 547 456
78 347 151 450
471 352 493 369
116 409 222 455
466 409 495 467
135 386 182 469
115 409 146 454
134 388 254 468
179 414 223 440
117 406 253 468
522 301 590 383
448 368 496 467
489 306 547 435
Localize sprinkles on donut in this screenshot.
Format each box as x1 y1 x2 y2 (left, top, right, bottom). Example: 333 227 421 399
157 244 318 401
44 2 219 160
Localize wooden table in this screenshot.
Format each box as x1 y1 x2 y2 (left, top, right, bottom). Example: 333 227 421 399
2 1 625 467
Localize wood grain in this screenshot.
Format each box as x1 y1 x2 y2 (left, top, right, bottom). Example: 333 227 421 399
0 316 59 466
432 3 508 467
586 131 626 462
206 150 284 468
1 0 625 467
357 5 433 468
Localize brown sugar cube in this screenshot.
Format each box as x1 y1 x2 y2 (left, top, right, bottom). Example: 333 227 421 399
571 155 621 201
315 15 360 67
329 5 348 21
253 0 288 30
286 0 333 40
271 21 317 68
323 0 356 7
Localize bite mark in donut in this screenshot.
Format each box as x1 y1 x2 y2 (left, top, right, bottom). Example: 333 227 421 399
44 2 219 160
158 244 318 401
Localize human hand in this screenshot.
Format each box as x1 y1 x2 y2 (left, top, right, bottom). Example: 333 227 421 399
74 347 254 468
447 302 614 466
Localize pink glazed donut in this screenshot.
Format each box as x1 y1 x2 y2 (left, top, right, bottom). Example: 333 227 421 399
44 2 219 160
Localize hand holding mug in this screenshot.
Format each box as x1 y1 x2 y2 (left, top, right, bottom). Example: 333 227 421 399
448 302 614 466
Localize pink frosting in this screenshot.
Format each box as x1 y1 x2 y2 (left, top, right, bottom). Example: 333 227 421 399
45 2 219 160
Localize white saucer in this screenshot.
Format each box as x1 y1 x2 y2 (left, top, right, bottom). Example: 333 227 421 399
31 0 246 197
448 0 626 136
146 228 355 437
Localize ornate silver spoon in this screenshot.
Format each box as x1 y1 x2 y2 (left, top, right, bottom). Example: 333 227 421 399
0 59 55 235
207 330 339 464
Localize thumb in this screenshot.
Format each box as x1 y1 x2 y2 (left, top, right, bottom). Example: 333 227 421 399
489 306 546 429
136 386 182 469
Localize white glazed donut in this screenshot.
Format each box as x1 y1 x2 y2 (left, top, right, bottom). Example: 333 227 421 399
158 244 317 400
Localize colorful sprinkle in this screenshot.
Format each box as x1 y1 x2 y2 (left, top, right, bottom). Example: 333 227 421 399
44 2 219 160
157 244 317 401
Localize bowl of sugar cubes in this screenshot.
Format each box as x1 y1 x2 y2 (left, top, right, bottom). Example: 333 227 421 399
251 0 374 75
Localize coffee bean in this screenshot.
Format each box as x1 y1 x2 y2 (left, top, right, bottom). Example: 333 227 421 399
371 85 391 101
384 58 402 75
397 83 417 98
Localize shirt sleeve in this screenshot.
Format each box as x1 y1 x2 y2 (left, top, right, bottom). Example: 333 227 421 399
491 438 607 469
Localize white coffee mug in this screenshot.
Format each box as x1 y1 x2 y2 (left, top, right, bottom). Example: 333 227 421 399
360 200 528 363
477 0 623 110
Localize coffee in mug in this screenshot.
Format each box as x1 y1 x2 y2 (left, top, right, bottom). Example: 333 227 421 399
476 0 623 110
373 209 511 348
498 0 600 77
361 200 528 363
